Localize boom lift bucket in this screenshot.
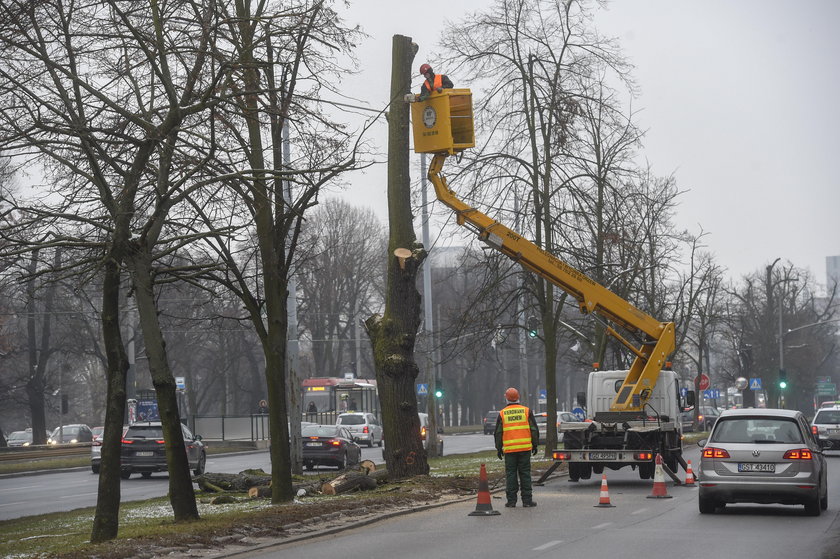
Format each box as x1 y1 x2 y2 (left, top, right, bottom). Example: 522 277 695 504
410 89 475 154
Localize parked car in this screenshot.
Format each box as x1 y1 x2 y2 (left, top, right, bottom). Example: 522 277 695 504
302 424 361 470
119 422 206 479
336 412 383 447
697 408 827 515
811 405 840 450
483 411 500 435
48 424 93 444
91 425 128 474
681 406 721 433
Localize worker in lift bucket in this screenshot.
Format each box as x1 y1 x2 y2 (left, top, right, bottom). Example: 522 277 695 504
495 387 540 508
417 63 453 101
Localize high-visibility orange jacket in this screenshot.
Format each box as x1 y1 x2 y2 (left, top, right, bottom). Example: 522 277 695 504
496 404 538 453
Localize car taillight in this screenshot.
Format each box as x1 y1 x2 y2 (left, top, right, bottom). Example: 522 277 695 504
702 447 730 458
634 452 653 461
812 425 819 435
156 440 165 444
552 451 571 461
783 448 813 460
421 426 426 437
93 440 102 447
121 439 133 444
698 415 704 421
329 439 341 447
363 426 369 434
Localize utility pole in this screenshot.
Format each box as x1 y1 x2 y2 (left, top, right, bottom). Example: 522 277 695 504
422 150 440 457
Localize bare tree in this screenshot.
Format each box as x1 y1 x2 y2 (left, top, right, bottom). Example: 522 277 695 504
297 199 386 378
364 35 429 478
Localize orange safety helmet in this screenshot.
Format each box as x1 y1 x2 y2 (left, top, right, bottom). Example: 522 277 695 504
505 387 520 402
419 63 432 75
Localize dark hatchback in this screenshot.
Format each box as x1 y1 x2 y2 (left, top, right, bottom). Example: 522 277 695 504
483 411 500 435
120 422 206 479
302 424 361 470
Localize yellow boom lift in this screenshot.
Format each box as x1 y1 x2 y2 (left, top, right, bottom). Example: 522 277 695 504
409 89 675 414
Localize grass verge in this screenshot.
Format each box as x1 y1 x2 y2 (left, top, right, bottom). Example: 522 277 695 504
0 450 554 559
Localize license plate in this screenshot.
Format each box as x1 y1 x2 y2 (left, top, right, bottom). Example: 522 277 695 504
829 429 840 434
136 451 154 457
589 452 616 460
305 442 321 447
738 462 775 473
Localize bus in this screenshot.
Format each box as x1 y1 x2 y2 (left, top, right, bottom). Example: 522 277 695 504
301 377 379 423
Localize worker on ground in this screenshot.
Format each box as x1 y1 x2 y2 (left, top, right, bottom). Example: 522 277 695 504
418 63 454 101
494 387 539 507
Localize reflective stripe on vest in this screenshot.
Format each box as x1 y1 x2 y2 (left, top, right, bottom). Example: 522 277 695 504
424 74 443 93
501 404 532 453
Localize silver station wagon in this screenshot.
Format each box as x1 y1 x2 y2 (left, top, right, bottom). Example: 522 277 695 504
697 408 827 516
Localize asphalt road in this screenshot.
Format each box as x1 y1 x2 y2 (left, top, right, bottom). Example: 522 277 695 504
225 446 840 559
0 432 496 521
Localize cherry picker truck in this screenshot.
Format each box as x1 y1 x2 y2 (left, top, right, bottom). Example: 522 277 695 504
407 88 695 482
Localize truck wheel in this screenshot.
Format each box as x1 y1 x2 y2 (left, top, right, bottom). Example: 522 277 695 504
579 465 592 480
568 463 581 482
592 465 604 474
639 463 654 479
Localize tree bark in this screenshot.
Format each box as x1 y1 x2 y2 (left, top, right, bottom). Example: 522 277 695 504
365 35 428 479
130 246 199 521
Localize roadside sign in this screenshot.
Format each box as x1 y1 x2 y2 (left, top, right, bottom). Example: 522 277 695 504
572 407 586 421
680 388 688 397
816 384 836 395
749 378 762 390
417 383 428 396
538 389 547 404
696 374 711 391
175 376 186 391
703 389 721 400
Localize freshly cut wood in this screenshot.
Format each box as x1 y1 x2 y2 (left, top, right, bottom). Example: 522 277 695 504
248 486 272 499
360 460 376 474
324 471 379 494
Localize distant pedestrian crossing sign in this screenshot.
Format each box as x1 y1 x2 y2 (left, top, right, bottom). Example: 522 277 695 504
749 378 762 390
417 383 429 396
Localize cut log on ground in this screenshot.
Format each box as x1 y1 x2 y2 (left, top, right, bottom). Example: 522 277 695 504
194 471 271 492
322 471 380 495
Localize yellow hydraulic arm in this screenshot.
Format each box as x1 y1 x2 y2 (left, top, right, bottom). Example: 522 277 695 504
409 89 675 412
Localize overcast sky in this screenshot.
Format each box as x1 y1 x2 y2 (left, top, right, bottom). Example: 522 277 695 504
335 0 839 291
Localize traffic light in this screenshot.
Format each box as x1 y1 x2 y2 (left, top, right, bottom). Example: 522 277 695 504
61 394 68 415
434 382 444 399
778 370 788 390
527 316 539 338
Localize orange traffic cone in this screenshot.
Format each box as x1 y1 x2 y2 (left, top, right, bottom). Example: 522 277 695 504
468 463 501 516
684 460 696 486
647 454 673 499
594 473 615 508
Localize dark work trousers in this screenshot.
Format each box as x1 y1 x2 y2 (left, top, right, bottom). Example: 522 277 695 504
504 450 533 504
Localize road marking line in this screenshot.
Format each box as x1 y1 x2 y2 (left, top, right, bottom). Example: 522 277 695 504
533 540 563 551
1 485 41 491
591 522 612 530
631 508 649 515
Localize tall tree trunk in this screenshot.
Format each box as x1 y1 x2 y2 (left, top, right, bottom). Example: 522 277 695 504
91 257 129 542
365 35 428 478
25 250 49 446
130 246 199 521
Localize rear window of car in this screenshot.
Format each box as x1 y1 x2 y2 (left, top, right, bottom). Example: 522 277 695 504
126 426 164 438
712 418 802 444
814 410 840 424
338 415 365 425
535 415 547 424
303 425 340 437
